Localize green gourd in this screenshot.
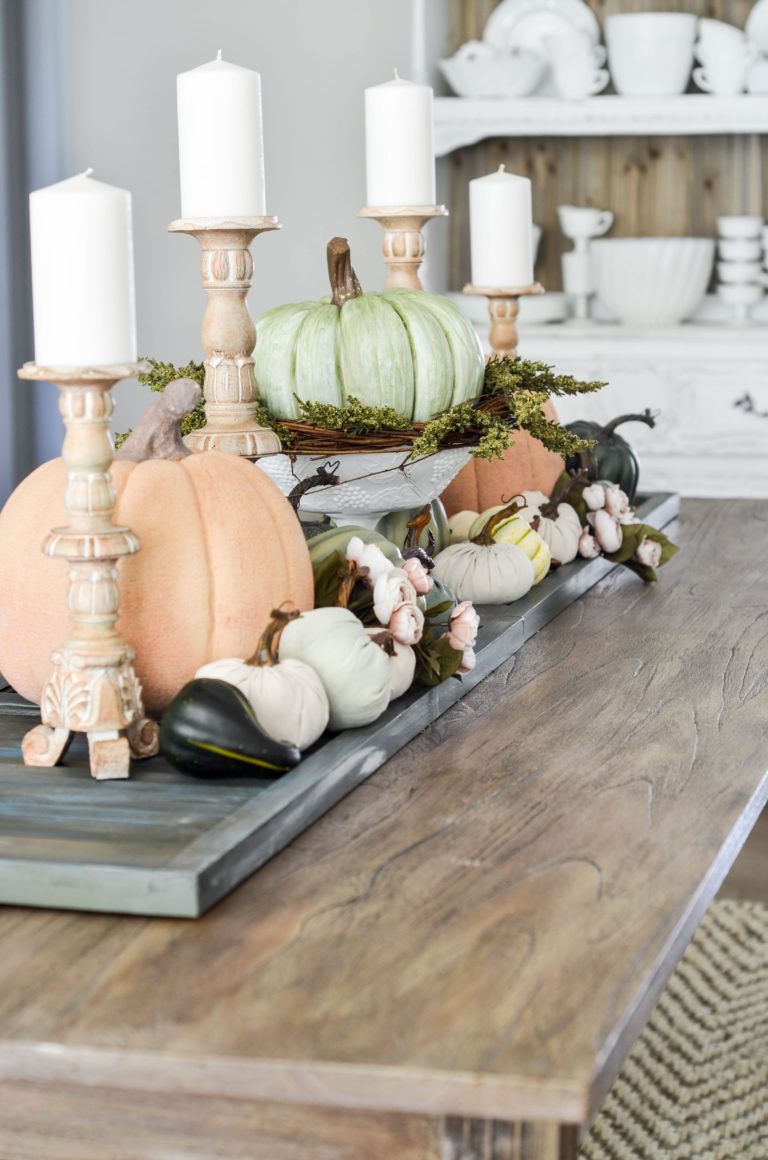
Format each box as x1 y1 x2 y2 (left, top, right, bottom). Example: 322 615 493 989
565 411 655 503
160 679 301 779
254 238 484 422
375 498 450 556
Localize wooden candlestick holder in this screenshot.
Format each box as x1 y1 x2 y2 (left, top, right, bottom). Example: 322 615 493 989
358 205 448 290
463 283 545 357
169 216 282 456
18 362 159 780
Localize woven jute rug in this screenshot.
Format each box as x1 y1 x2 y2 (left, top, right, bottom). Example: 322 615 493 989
580 899 768 1160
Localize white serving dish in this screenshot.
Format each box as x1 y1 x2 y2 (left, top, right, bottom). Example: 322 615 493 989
439 41 545 98
484 0 599 53
256 447 472 528
591 237 715 325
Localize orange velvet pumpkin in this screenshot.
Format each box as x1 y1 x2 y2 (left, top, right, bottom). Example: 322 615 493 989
441 400 563 515
0 452 314 714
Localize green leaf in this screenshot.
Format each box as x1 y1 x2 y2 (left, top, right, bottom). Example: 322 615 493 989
414 624 464 687
312 550 347 608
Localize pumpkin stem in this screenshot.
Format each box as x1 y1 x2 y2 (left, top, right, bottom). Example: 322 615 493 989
328 237 363 308
404 504 432 552
336 559 365 609
540 471 587 519
471 499 526 546
368 628 397 657
115 377 201 462
599 410 656 440
247 605 301 666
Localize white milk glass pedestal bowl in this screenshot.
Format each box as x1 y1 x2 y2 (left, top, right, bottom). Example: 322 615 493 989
592 237 715 325
256 447 472 529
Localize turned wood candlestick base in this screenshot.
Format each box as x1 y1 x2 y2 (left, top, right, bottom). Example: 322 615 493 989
18 362 159 780
463 283 545 358
358 205 448 290
169 216 282 457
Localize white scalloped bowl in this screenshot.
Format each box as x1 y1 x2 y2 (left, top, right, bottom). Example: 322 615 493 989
592 238 715 325
256 447 472 529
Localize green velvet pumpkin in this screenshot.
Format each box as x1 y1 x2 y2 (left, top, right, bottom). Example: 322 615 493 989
565 410 655 503
375 499 450 556
307 525 403 574
254 238 484 422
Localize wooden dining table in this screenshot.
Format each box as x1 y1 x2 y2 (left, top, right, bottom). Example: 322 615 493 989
0 498 766 1159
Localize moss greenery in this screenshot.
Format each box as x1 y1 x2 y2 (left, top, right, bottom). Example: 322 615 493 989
115 354 605 461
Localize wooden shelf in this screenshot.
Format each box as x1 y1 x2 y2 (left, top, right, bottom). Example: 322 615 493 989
434 94 768 155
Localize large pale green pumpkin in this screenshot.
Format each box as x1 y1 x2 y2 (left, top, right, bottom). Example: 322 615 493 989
254 238 485 423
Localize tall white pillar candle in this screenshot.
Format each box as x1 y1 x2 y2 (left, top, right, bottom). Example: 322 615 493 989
470 165 534 287
177 51 266 218
29 170 137 367
365 70 435 207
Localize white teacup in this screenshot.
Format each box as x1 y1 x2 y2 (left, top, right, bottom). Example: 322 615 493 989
717 215 763 239
606 13 697 96
719 238 762 261
694 59 750 96
558 205 614 240
718 260 763 283
554 63 609 99
698 18 750 55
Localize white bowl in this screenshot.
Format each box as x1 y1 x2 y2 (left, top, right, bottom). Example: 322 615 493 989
439 42 545 98
717 214 763 239
717 260 763 283
256 447 472 528
718 238 762 261
717 282 764 305
591 238 715 325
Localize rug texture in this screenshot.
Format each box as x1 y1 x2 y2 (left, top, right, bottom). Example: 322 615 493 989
580 899 768 1160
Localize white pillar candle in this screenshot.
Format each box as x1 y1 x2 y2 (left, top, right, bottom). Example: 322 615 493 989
177 51 266 218
29 170 137 367
365 70 435 207
470 165 534 288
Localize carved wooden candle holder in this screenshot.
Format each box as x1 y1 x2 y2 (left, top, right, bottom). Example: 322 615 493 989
463 283 545 358
169 216 282 456
358 205 448 290
18 362 159 780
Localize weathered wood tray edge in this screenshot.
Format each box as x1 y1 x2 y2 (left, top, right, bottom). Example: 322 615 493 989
0 492 680 918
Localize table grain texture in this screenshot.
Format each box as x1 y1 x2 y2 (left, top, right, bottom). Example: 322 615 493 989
0 498 765 1160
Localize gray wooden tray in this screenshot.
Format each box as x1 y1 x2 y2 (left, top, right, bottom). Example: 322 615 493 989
0 492 680 918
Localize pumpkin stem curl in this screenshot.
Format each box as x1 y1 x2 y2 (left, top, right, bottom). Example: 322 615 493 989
327 237 363 308
600 410 656 439
368 628 397 657
472 499 526 546
247 605 301 667
540 471 587 519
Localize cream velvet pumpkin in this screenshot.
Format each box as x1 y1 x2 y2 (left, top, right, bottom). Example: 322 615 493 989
0 452 314 714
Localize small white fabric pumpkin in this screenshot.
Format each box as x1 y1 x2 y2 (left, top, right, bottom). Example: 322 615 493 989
279 607 392 730
468 505 551 584
365 628 415 700
448 510 479 544
518 489 582 565
196 610 330 750
432 505 535 604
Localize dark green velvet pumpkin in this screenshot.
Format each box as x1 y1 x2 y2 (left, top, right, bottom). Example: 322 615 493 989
565 410 655 502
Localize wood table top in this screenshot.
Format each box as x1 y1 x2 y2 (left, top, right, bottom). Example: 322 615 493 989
0 499 765 1129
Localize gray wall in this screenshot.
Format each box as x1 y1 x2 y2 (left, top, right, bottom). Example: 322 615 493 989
66 0 453 434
